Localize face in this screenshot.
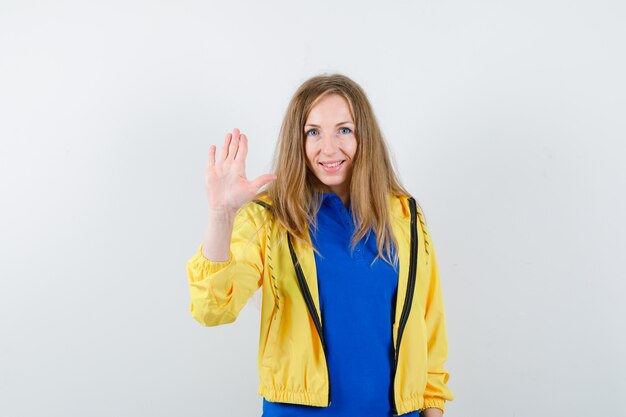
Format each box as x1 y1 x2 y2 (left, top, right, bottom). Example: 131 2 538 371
304 94 357 200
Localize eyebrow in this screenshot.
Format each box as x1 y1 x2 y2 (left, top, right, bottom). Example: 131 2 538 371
304 121 354 128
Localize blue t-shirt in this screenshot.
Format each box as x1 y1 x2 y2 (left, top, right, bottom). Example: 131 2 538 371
262 193 420 417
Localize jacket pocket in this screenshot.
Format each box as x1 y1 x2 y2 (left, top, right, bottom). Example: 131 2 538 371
261 304 281 369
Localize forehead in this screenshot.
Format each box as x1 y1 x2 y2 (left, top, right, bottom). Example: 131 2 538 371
306 94 354 123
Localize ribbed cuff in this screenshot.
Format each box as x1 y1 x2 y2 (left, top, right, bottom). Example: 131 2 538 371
422 398 445 413
186 244 233 282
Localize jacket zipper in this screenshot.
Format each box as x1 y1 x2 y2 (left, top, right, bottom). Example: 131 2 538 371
253 199 332 405
287 233 332 406
390 197 419 416
256 198 418 412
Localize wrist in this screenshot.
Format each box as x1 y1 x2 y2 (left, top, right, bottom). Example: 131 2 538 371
207 206 238 223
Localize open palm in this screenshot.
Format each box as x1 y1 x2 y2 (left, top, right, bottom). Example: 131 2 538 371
205 128 276 212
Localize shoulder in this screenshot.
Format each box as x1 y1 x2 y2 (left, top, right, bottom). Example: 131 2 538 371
391 193 433 242
251 192 273 211
389 193 413 219
233 193 274 229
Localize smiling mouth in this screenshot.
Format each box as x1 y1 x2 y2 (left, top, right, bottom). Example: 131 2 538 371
319 160 345 168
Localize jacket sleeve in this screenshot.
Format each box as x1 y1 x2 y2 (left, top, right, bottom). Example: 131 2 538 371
186 203 266 327
422 235 455 412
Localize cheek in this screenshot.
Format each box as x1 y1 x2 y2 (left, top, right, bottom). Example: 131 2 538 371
347 138 358 158
304 143 316 166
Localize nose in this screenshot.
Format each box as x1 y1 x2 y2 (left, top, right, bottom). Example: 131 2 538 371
321 132 339 155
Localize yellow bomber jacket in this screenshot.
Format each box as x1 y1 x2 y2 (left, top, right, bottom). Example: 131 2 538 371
186 194 454 415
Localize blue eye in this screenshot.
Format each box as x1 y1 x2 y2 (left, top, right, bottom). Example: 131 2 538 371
339 127 352 134
306 129 319 137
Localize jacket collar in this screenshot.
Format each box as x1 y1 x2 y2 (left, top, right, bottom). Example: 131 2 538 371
255 192 411 219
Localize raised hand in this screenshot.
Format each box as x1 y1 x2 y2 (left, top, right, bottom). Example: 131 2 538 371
205 128 276 213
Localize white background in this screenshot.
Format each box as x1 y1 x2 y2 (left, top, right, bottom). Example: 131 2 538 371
1 1 625 416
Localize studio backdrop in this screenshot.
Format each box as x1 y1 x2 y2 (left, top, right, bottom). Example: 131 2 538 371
1 1 624 416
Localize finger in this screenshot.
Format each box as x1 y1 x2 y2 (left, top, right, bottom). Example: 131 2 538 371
228 128 240 160
235 133 248 161
207 145 216 168
219 133 232 163
250 173 277 191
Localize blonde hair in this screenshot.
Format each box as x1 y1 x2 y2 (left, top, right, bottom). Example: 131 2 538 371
259 73 409 267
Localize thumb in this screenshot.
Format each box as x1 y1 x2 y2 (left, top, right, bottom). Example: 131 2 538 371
250 173 277 191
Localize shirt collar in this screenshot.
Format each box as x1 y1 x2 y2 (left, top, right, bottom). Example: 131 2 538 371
321 192 344 206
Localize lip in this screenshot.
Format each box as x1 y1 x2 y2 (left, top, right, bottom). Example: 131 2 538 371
319 159 345 165
319 160 345 173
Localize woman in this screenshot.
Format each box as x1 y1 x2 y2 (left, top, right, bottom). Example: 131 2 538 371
186 74 454 416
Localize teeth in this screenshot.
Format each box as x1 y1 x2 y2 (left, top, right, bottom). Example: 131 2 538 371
321 161 342 167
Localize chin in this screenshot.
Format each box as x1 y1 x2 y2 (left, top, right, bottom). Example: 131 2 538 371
318 177 346 186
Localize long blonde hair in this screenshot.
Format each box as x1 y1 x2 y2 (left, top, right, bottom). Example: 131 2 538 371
259 73 409 267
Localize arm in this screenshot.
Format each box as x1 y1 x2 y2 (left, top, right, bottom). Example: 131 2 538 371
201 206 239 262
186 202 266 326
421 238 455 412
187 128 275 326
420 408 443 417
